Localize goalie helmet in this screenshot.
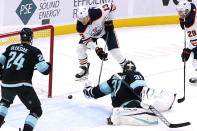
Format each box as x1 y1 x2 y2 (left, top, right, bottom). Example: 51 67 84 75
77 6 89 20
20 28 33 42
123 60 136 73
176 0 191 15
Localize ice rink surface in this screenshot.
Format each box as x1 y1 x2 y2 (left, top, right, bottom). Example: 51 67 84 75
1 24 197 131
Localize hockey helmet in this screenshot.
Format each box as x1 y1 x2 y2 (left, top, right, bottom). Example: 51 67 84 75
77 6 89 20
123 60 136 73
20 28 33 42
176 0 191 16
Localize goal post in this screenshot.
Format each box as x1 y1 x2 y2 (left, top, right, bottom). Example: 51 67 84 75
0 25 54 98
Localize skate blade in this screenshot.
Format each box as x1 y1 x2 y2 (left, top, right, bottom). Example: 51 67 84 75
75 76 88 81
189 82 197 86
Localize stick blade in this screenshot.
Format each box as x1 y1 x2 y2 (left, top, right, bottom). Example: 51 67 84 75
169 122 191 128
177 97 185 103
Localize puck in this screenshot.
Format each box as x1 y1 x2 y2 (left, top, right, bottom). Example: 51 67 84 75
68 95 73 99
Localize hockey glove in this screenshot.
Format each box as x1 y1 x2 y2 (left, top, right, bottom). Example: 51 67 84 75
104 21 114 32
83 86 94 99
179 18 185 30
181 48 191 62
95 47 108 61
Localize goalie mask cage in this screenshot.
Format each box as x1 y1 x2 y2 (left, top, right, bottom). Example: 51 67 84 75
0 25 54 98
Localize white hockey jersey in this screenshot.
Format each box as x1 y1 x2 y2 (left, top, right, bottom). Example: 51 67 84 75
76 3 115 44
184 3 197 49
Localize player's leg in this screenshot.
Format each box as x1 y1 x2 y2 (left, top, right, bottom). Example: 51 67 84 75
75 41 90 80
107 98 158 126
190 47 197 83
102 31 127 67
17 86 42 131
141 87 176 112
0 86 16 128
108 107 158 126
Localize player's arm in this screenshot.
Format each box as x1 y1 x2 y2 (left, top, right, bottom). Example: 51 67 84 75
0 53 6 66
123 72 147 96
77 22 108 60
83 80 112 99
35 50 52 75
99 3 116 17
76 21 96 48
179 18 185 30
89 3 115 22
0 53 6 80
76 20 90 40
101 3 116 32
128 72 146 89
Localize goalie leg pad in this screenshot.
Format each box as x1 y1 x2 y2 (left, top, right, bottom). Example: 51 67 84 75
141 87 176 112
110 108 158 126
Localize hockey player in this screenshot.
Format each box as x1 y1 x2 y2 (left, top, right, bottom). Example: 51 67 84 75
176 0 197 83
0 28 52 131
75 3 127 80
83 61 176 126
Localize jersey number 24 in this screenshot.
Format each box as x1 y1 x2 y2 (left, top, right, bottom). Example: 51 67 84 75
6 51 25 70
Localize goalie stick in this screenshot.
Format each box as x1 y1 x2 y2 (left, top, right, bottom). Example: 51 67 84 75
114 73 191 128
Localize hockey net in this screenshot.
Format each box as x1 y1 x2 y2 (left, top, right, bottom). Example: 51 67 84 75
0 25 54 98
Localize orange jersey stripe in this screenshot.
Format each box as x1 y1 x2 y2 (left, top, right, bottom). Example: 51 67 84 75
192 41 197 45
80 59 88 64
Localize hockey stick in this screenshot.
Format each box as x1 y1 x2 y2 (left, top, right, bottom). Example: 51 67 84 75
98 32 109 84
114 73 191 128
178 24 186 103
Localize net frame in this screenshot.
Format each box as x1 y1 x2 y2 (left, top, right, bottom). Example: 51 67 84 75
0 25 54 98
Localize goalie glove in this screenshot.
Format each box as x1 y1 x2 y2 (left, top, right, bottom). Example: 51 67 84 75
83 86 94 99
95 47 108 61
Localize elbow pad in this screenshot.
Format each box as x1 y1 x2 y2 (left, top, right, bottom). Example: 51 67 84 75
42 62 52 75
36 62 52 75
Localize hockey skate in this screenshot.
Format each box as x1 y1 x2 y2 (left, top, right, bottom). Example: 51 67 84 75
189 77 197 84
107 117 113 125
75 63 90 81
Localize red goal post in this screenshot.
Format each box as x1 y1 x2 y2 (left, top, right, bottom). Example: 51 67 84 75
0 25 54 98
